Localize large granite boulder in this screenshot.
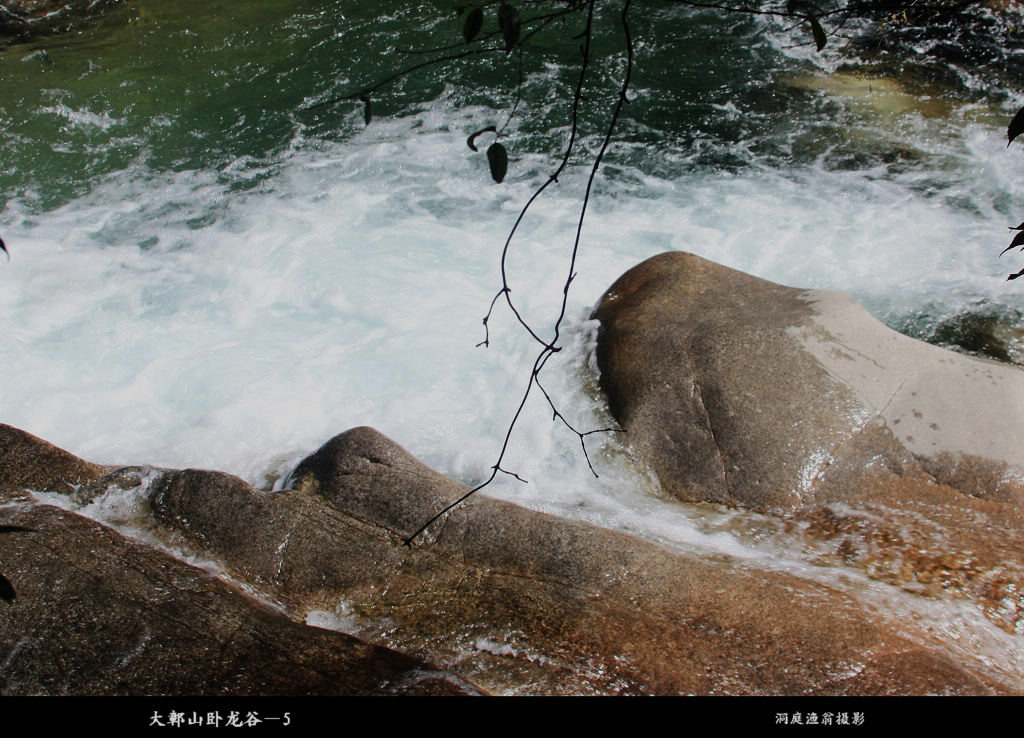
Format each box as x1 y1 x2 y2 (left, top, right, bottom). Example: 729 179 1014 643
592 251 1024 512
7 424 1011 695
592 251 1024 633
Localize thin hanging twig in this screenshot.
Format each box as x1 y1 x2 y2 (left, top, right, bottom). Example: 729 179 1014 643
404 0 635 546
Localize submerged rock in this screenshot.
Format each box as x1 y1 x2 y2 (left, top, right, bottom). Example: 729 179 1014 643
0 1 120 39
926 303 1024 366
842 1 1024 91
2 424 1017 695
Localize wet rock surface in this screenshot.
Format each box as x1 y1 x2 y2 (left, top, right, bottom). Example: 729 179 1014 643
842 1 1024 91
0 500 478 696
0 424 107 501
2 423 1020 695
592 251 1024 634
921 303 1024 366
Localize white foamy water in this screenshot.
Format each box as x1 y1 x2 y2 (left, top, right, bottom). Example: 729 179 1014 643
3 97 1024 511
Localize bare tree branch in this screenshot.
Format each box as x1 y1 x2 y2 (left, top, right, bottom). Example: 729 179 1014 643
302 6 581 113
404 0 637 545
301 0 843 545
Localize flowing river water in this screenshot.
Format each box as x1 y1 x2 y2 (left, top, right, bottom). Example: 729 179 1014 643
3 0 1024 686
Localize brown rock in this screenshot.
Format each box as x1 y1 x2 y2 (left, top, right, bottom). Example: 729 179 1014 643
591 251 1024 633
4 423 1019 694
593 252 833 509
591 251 1024 511
0 503 479 696
0 423 107 503
136 427 1018 695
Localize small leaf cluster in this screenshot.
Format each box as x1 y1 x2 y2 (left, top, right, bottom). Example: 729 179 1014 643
1004 106 1024 281
458 4 523 182
467 126 509 183
460 3 521 50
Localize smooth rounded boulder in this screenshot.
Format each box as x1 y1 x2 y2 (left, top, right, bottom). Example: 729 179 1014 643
592 252 1024 635
592 251 1024 512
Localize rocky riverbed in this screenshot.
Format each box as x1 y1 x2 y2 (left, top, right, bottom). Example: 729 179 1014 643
3 253 1022 696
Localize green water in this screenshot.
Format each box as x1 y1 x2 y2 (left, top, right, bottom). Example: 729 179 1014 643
2 1 1023 316
1 0 919 211
3 0 327 207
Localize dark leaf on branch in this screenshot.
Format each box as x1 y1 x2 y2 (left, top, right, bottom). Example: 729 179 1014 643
498 4 521 52
1008 267 1024 281
464 6 484 43
1008 106 1024 147
1000 229 1024 256
808 13 827 51
784 1 826 51
487 142 508 183
0 573 14 603
467 125 497 152
360 96 372 126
